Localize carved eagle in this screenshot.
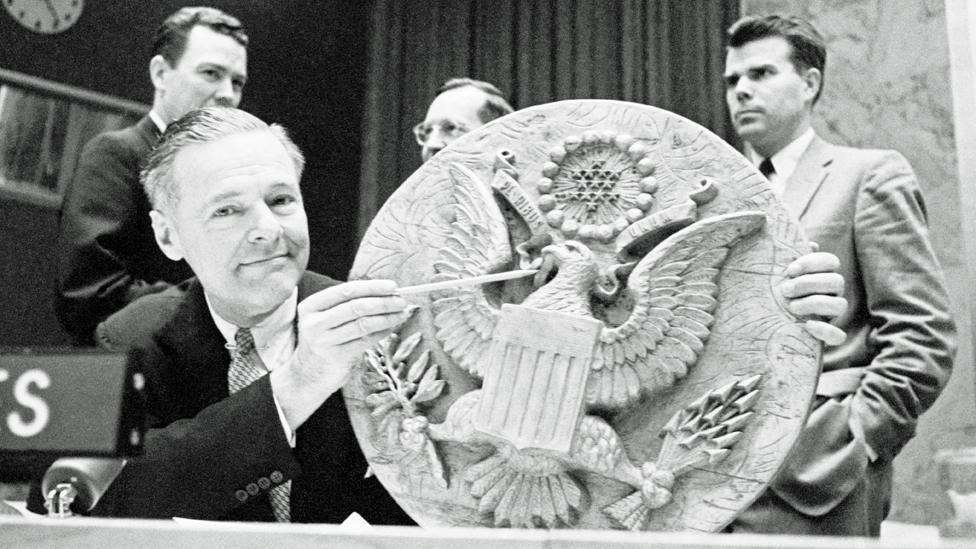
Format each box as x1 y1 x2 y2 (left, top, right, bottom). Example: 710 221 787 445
431 163 765 411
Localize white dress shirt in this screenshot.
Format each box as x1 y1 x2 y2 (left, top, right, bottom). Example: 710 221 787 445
148 110 167 134
746 128 815 198
206 289 299 447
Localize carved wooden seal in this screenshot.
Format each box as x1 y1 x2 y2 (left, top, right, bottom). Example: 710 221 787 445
348 100 820 532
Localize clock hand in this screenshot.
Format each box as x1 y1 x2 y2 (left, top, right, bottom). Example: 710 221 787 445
42 0 60 25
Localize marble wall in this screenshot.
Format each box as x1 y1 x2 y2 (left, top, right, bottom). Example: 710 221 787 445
741 0 975 526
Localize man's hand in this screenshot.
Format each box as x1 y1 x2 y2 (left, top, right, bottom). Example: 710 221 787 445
781 250 847 346
272 279 410 428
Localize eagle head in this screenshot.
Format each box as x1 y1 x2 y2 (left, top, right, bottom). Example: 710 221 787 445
535 240 600 295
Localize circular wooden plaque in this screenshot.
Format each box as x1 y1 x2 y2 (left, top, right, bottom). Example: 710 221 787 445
347 100 820 532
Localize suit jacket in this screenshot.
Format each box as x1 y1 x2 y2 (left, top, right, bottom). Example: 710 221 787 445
87 272 414 524
55 115 193 346
769 135 956 517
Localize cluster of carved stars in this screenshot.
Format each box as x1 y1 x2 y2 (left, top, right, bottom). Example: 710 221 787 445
536 131 660 244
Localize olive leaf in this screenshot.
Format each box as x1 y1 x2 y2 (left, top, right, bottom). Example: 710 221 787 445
412 379 446 404
392 331 423 364
406 350 431 383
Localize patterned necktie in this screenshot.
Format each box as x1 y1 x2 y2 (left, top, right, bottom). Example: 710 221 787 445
758 157 776 179
227 328 291 522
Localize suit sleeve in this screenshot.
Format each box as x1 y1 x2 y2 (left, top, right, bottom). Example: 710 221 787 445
92 345 301 519
55 133 171 345
850 151 956 461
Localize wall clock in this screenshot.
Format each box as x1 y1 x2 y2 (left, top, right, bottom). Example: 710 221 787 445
4 0 83 34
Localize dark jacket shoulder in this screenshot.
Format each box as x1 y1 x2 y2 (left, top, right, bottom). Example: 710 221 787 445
95 271 342 351
95 278 195 351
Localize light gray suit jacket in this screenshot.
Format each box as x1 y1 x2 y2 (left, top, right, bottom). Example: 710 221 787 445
769 135 955 518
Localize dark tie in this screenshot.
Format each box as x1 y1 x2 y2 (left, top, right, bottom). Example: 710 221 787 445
227 328 291 522
758 157 775 179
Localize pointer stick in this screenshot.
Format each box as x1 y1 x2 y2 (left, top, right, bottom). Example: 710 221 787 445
395 269 538 296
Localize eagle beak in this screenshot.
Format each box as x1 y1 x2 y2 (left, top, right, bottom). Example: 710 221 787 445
534 245 559 287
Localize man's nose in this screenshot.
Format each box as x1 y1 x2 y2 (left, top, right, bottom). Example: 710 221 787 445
735 79 753 102
425 128 450 149
214 78 239 107
247 203 283 242
420 131 449 162
421 144 442 162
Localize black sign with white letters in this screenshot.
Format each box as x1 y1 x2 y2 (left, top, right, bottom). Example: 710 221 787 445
0 350 144 481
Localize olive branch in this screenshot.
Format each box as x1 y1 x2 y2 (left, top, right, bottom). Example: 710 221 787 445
363 331 446 418
362 331 449 487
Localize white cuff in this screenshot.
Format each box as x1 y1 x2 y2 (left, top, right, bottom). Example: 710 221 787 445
272 392 297 448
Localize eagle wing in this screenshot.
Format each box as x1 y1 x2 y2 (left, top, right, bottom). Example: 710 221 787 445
430 163 513 378
588 211 766 410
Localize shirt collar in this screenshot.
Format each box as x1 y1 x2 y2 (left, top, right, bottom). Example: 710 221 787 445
746 128 815 183
148 110 167 134
205 288 299 350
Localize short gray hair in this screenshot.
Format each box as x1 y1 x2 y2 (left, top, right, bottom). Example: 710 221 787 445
142 107 305 213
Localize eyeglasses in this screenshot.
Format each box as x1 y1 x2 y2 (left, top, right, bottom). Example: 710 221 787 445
413 120 471 146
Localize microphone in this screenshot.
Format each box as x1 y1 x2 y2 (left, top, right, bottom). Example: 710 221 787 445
42 457 126 516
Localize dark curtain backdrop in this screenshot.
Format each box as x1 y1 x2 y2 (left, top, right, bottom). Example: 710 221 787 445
358 0 741 237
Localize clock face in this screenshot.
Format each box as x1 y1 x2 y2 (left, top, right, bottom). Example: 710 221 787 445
4 0 84 34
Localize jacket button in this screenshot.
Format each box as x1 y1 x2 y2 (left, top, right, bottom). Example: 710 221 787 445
235 490 248 502
246 483 260 495
258 477 271 489
270 470 284 483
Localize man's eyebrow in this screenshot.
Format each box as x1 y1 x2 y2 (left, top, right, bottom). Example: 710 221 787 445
268 182 300 194
196 61 226 71
195 61 246 79
204 189 242 204
747 62 776 72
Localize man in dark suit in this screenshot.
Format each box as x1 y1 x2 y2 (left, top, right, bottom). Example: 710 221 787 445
415 78 514 163
722 14 956 536
55 7 249 345
79 106 415 523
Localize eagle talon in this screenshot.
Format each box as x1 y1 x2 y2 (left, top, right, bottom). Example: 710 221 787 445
639 463 675 509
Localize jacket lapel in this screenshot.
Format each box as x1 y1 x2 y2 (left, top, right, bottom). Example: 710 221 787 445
158 280 231 408
155 272 340 414
782 135 833 221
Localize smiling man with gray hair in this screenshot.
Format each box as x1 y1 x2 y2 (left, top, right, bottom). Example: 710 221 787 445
86 106 415 524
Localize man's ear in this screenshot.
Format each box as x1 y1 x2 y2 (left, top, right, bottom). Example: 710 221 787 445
150 210 185 261
149 55 170 91
802 67 822 102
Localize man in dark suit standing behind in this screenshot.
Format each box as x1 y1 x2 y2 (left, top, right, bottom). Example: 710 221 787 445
55 7 249 345
722 14 956 536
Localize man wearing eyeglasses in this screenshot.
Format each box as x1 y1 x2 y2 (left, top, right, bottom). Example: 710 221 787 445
414 78 514 162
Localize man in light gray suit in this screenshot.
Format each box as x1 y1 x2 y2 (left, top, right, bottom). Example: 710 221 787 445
722 14 956 536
